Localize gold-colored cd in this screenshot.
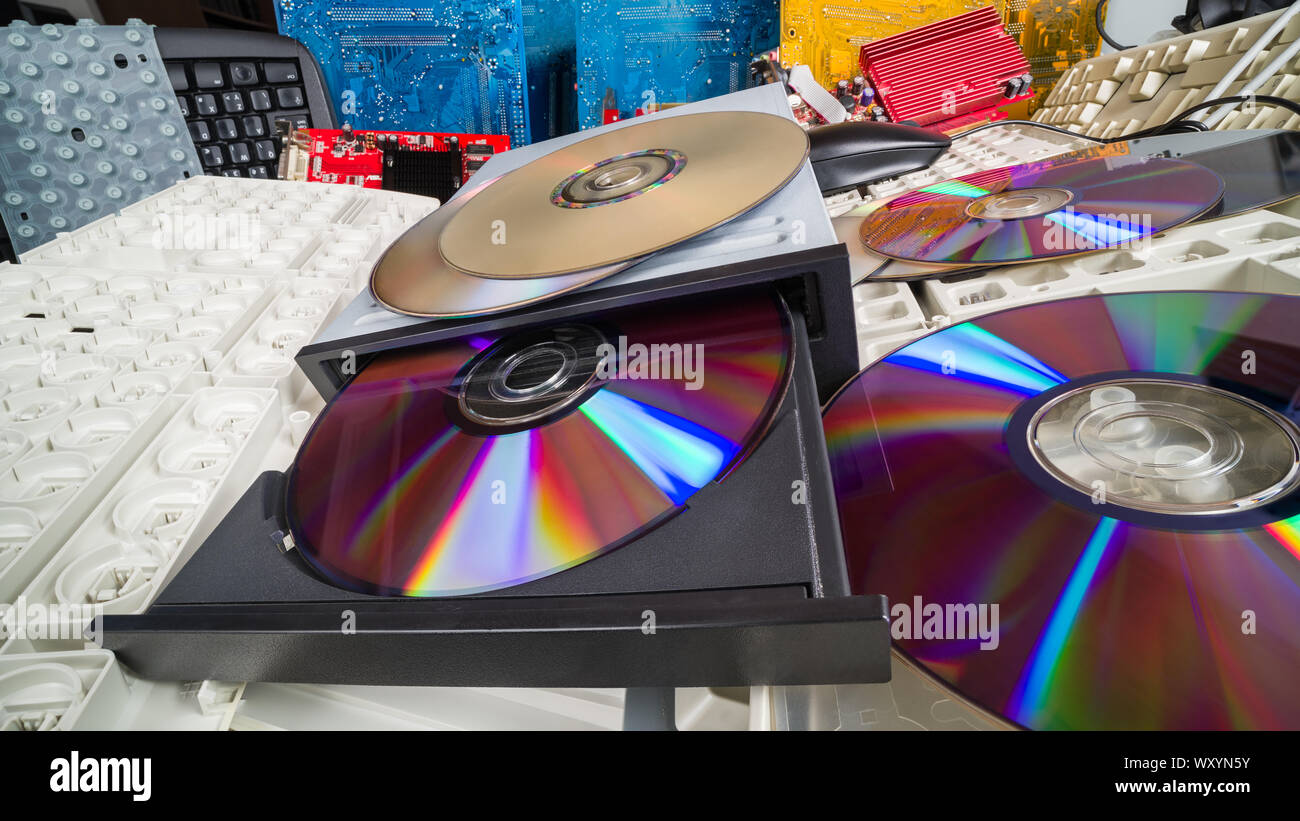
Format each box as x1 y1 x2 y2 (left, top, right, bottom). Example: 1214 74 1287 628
370 174 637 318
437 112 810 279
835 201 974 283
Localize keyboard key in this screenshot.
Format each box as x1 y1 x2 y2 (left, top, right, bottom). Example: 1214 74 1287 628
229 143 252 164
176 95 190 117
221 169 244 177
276 87 305 108
279 113 310 129
215 118 238 140
200 144 225 167
193 62 224 89
229 62 258 86
247 165 269 179
188 120 211 142
264 62 300 83
166 63 188 91
194 94 218 116
249 89 272 111
242 115 266 137
221 92 246 114
254 140 277 162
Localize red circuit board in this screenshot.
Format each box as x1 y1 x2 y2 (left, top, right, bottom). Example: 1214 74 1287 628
291 128 511 189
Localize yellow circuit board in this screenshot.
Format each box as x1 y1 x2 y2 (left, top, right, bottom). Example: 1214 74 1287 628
1004 0 1102 110
779 0 1100 112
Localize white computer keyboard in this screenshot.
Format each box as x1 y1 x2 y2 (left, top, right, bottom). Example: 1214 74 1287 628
1034 7 1300 136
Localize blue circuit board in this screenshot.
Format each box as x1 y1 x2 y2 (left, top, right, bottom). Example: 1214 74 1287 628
521 1 577 141
575 0 779 130
275 0 532 145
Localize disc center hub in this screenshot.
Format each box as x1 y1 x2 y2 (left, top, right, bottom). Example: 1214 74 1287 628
965 186 1075 220
552 148 687 208
1027 378 1300 514
458 325 609 431
592 166 646 189
495 343 576 400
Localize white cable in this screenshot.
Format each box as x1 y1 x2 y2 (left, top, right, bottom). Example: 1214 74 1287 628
786 64 847 124
1202 32 1300 126
1190 0 1300 121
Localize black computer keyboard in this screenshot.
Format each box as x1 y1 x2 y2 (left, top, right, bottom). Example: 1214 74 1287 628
156 29 335 180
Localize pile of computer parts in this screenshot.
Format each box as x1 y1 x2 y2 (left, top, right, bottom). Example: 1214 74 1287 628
1 3 1299 732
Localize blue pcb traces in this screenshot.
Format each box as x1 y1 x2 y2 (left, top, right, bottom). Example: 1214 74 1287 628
521 1 577 141
276 0 532 145
576 0 779 130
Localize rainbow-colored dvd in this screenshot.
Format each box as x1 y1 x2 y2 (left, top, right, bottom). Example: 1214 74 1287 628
287 290 790 597
824 291 1300 729
858 156 1223 266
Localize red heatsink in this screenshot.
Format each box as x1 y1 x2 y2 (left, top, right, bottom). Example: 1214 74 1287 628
859 5 1032 127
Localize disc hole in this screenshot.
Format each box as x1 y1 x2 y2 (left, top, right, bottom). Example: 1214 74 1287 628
502 348 567 393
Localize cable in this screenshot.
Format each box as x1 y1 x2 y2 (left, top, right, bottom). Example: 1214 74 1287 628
1191 0 1300 121
951 116 1203 144
1096 0 1134 52
1160 93 1300 129
956 91 1300 147
1201 34 1300 127
952 119 1105 142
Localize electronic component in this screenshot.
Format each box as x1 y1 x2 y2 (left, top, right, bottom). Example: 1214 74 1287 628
1003 0 1101 112
859 5 1034 128
777 6 1033 132
101 86 886 690
522 0 578 140
779 0 997 90
780 1 1098 114
274 0 531 146
576 0 779 129
278 127 510 202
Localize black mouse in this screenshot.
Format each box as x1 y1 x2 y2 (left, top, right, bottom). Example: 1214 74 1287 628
808 121 951 195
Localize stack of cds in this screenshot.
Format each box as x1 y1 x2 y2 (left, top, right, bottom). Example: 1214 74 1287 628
289 110 811 596
368 111 810 317
167 88 1300 728
848 129 1300 282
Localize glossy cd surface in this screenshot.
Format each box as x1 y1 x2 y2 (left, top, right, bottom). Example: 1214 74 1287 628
824 291 1300 730
1049 128 1300 221
843 130 1300 283
369 173 636 318
437 112 809 279
287 290 791 597
858 156 1223 266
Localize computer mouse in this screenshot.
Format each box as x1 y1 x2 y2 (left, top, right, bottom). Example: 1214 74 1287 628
808 121 951 195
